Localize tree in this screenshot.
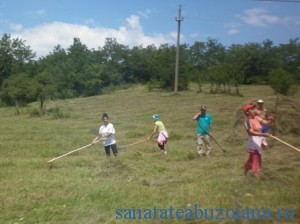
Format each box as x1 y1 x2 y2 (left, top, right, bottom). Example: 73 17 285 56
124 45 156 83
34 72 55 110
204 38 226 67
187 41 207 92
237 42 274 84
101 38 128 83
268 68 297 96
66 38 91 96
38 45 74 98
225 44 247 95
82 63 118 96
188 39 226 91
207 64 231 93
276 38 300 81
0 34 36 87
0 73 35 112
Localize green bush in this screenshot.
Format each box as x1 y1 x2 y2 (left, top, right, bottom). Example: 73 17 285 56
268 68 298 96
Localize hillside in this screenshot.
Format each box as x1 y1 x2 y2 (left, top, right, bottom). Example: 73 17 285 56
0 84 299 224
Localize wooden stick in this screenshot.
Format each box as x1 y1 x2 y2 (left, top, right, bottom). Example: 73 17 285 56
48 141 100 163
197 121 226 153
270 135 300 153
118 139 148 149
210 135 226 153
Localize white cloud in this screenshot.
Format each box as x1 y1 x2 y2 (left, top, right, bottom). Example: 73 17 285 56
228 28 239 35
239 8 279 27
126 15 142 30
28 9 46 17
10 15 175 58
84 18 95 26
35 9 46 16
190 33 199 38
281 16 300 27
9 23 23 32
137 9 155 18
169 31 185 43
225 23 240 35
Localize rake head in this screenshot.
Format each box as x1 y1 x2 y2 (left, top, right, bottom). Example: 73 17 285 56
48 162 53 170
117 146 127 151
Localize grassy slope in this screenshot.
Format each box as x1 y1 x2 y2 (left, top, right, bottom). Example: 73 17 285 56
0 84 299 224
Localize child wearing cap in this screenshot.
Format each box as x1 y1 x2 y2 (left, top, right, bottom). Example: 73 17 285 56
255 99 275 133
243 104 272 178
148 114 169 155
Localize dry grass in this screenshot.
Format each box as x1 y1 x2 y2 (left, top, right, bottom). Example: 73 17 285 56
0 84 299 224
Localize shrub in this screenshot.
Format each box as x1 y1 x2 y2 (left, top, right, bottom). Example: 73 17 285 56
268 68 298 96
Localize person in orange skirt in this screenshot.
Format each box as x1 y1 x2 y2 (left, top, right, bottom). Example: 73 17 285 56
243 104 272 177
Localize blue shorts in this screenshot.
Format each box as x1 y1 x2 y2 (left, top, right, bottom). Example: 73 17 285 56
261 125 269 133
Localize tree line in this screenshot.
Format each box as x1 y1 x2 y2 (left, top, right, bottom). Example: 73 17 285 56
0 33 299 110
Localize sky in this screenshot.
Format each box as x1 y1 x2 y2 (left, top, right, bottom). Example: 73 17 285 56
0 0 300 58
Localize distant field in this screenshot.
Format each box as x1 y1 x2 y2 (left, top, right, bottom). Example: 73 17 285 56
0 84 299 224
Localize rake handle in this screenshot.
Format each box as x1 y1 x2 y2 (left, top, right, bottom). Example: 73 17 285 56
118 139 148 149
197 120 226 153
209 134 226 153
270 135 300 153
48 140 101 163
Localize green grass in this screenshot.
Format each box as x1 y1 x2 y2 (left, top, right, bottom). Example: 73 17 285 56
0 84 299 224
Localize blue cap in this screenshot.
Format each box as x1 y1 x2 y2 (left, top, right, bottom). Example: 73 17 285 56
152 114 159 119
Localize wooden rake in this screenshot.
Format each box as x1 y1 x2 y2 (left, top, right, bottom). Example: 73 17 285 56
270 135 300 153
118 139 148 150
48 140 100 168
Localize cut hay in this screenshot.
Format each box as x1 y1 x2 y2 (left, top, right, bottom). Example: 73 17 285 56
226 95 300 148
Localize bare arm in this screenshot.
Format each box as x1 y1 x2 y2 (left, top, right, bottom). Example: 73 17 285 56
192 113 201 120
247 128 272 137
148 125 158 140
256 116 274 126
91 135 102 144
209 124 213 136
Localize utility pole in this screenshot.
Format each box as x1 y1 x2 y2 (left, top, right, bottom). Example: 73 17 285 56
174 5 183 93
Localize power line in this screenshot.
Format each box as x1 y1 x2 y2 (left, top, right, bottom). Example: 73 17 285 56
252 0 300 2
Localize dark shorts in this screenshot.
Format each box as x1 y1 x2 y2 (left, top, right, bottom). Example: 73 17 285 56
104 143 118 156
158 142 166 150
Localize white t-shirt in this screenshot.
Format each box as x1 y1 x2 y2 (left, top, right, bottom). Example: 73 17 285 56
99 123 116 146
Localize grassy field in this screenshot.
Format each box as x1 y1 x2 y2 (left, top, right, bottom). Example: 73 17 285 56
0 84 299 224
